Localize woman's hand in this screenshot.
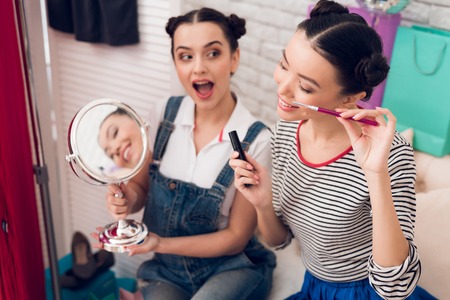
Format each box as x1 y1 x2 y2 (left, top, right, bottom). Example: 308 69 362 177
126 232 161 256
90 228 160 255
106 183 137 220
337 107 396 174
229 151 273 210
90 226 105 250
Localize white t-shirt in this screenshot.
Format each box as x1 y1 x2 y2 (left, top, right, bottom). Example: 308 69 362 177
147 95 272 228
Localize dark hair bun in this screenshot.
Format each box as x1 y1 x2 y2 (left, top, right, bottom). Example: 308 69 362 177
165 16 179 37
228 14 246 40
165 7 245 55
310 0 349 18
355 53 390 87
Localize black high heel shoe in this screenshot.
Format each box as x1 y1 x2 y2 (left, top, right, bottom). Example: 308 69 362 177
94 249 115 274
71 231 97 280
60 248 115 289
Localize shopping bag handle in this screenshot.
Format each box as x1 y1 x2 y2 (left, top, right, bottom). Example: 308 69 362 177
413 36 447 75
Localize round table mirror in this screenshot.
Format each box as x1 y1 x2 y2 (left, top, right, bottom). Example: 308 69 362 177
65 98 149 253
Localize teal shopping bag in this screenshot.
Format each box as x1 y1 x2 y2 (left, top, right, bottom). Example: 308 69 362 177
383 25 450 157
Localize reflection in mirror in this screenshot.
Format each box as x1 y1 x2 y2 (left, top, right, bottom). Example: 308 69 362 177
66 99 148 185
76 104 124 181
97 107 144 177
65 99 149 252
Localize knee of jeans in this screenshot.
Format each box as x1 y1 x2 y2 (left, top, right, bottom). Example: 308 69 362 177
141 280 190 300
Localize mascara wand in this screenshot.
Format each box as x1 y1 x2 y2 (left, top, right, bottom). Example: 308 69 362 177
292 101 379 126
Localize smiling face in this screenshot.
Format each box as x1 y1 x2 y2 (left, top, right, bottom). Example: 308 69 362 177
98 113 143 169
273 30 350 122
172 22 239 111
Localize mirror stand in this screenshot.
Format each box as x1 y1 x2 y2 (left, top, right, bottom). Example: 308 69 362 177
65 99 150 253
99 218 148 253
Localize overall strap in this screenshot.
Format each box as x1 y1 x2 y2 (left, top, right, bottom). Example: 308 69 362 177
152 96 184 162
210 121 267 196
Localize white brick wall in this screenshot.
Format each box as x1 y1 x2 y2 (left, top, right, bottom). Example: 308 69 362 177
183 0 450 125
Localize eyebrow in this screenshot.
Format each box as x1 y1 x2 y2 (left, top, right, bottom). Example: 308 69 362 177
282 49 321 88
175 40 223 52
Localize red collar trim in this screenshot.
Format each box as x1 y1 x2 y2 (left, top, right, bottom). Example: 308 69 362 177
296 121 352 168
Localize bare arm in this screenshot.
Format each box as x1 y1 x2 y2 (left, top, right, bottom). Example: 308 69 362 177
365 170 409 267
338 107 409 267
229 151 289 247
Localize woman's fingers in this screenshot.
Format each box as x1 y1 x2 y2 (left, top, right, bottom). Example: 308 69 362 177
230 151 260 187
375 107 396 130
235 164 259 184
110 194 128 207
338 107 396 132
90 227 105 249
338 108 380 123
106 184 129 219
108 184 123 196
336 117 360 144
229 151 254 170
127 233 159 256
106 198 128 220
336 107 396 149
236 172 260 188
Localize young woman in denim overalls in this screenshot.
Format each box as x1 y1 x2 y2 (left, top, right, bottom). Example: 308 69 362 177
105 7 276 300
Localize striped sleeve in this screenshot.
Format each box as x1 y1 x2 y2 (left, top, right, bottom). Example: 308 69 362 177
368 132 421 299
271 121 297 223
271 121 296 249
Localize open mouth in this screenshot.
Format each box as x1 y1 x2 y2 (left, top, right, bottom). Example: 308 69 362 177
193 80 214 96
121 145 131 163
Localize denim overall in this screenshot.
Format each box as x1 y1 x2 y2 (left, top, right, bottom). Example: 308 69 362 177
137 96 276 299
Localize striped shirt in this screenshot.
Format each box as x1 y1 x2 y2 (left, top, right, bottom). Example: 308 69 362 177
271 120 421 299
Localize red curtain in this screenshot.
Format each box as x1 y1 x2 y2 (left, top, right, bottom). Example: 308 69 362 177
0 0 46 299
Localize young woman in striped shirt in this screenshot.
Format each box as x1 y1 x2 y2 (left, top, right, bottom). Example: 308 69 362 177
230 0 436 299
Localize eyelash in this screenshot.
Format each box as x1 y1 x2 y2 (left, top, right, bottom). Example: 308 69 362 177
299 82 312 94
208 50 220 57
179 50 221 61
179 54 192 60
279 60 312 94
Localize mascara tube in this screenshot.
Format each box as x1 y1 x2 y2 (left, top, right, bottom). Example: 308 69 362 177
229 130 252 187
